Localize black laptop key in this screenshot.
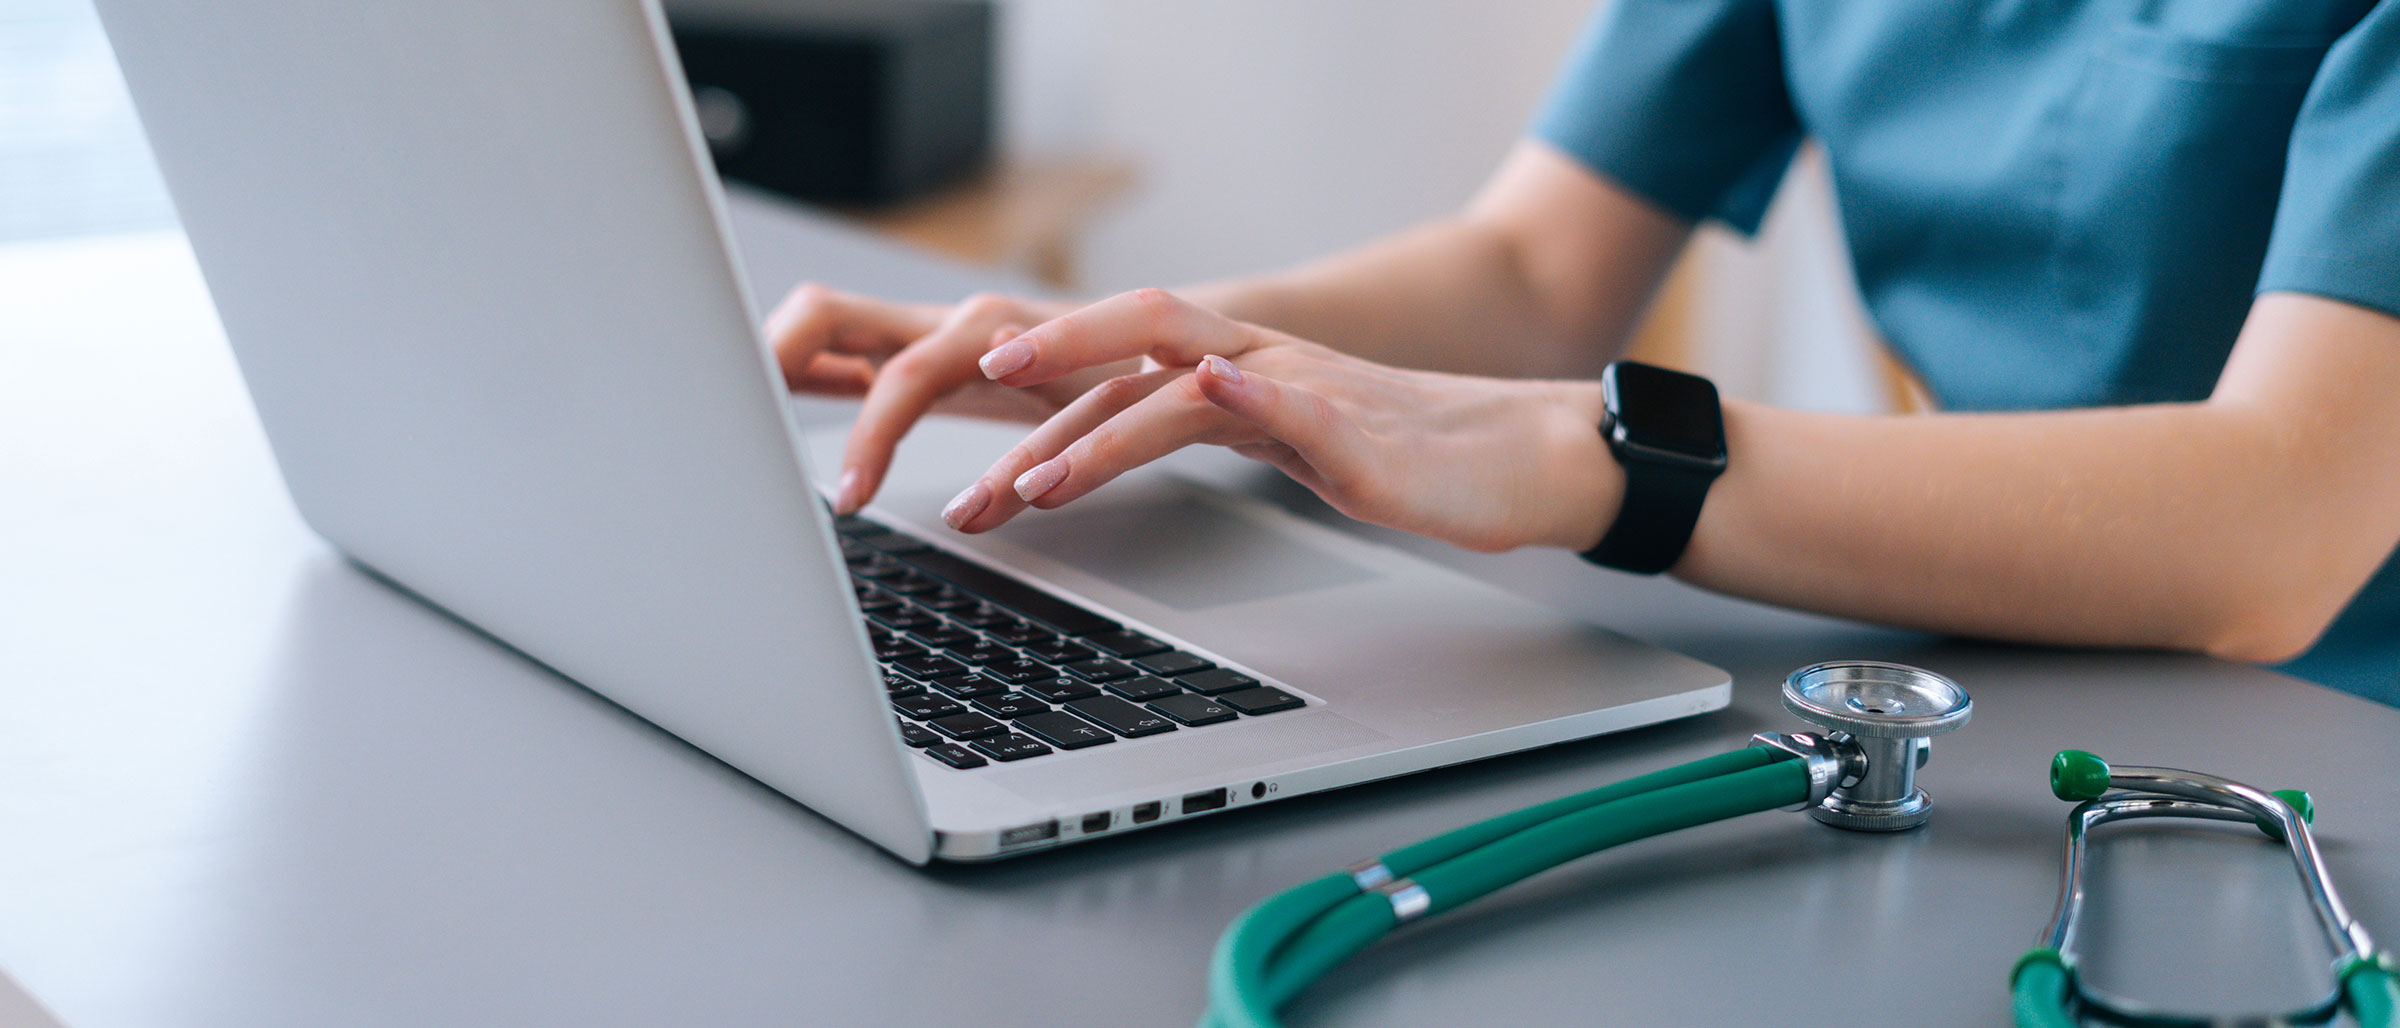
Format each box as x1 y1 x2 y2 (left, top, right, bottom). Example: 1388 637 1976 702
834 514 887 536
916 587 978 612
968 732 1053 762
850 557 908 580
1014 711 1117 750
972 692 1050 719
1082 630 1170 658
1020 676 1100 704
923 742 987 769
871 635 926 662
839 537 878 563
1176 668 1260 695
985 623 1056 647
879 570 944 595
852 529 931 555
1149 693 1238 726
897 549 1119 635
981 658 1055 685
944 638 1018 667
908 626 980 651
870 610 944 635
895 720 940 747
891 655 970 681
1217 686 1304 715
1023 638 1096 664
1131 650 1214 677
892 693 964 720
931 673 1007 699
1064 696 1178 737
883 673 923 696
853 587 902 614
929 711 1006 740
1104 675 1183 702
952 604 1014 629
1063 658 1138 683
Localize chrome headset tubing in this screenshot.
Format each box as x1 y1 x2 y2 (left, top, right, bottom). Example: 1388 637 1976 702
2013 750 2400 1028
1199 662 1972 1028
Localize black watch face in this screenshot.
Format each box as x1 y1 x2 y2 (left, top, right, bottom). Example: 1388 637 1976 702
1605 362 1726 464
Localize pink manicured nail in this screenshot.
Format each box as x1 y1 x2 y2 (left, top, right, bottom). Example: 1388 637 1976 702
980 338 1035 379
1014 458 1067 502
834 467 864 514
941 481 991 529
1202 354 1243 384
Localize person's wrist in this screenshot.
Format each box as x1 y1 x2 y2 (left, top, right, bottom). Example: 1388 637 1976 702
1530 379 1622 551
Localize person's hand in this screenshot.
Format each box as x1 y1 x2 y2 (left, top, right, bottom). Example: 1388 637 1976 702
940 289 1625 553
763 284 1139 513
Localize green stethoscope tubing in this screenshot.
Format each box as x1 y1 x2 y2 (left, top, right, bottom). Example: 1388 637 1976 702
1200 747 1810 1028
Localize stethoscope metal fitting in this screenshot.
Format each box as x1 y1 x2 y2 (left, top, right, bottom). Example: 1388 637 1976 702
2013 750 2399 1028
1749 660 1974 830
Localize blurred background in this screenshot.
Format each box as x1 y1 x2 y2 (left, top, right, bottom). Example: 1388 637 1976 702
3 0 1899 413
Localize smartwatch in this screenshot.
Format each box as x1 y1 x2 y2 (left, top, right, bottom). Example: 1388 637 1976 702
1579 361 1727 575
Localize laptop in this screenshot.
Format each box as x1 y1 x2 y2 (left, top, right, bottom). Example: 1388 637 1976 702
93 0 1730 862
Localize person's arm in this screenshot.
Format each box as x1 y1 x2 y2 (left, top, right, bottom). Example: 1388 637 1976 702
955 289 2400 666
1180 141 1690 377
1682 291 2400 663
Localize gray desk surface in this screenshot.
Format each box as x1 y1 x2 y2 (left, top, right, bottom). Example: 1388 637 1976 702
5 197 2396 1028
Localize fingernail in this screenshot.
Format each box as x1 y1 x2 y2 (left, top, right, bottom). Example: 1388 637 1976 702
980 338 1035 379
1014 457 1067 502
1202 354 1243 384
941 481 991 529
835 468 863 514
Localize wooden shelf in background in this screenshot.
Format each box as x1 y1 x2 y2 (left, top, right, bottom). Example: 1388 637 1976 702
829 156 1137 290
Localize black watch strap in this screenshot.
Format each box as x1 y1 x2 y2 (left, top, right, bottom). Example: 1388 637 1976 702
1580 459 1714 575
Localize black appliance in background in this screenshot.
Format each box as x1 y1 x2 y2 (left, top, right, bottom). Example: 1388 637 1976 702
664 0 993 206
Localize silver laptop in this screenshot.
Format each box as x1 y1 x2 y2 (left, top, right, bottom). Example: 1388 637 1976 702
95 0 1729 862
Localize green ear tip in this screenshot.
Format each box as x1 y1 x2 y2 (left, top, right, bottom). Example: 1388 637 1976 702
2274 789 2315 825
2050 750 2111 801
2254 789 2315 841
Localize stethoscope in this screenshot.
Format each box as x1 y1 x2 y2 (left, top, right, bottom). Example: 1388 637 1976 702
2015 750 2397 1028
1198 662 2399 1028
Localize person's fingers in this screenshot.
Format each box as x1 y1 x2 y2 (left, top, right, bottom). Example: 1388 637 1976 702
977 289 1263 388
762 282 937 390
993 374 1239 523
788 352 876 396
835 300 1026 512
944 366 1184 531
1192 354 1373 505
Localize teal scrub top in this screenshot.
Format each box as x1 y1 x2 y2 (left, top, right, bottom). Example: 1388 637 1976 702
1533 0 2400 703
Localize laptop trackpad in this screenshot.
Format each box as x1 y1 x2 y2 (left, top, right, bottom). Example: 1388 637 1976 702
987 495 1378 611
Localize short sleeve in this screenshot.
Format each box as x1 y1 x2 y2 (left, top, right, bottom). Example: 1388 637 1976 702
2256 0 2400 319
1530 0 1803 235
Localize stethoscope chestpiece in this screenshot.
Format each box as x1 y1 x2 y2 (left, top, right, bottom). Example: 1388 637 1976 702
1778 661 1972 831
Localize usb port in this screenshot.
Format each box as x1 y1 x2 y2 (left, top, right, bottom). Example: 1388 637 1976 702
1181 788 1228 815
1081 811 1112 834
1131 801 1162 824
999 820 1059 847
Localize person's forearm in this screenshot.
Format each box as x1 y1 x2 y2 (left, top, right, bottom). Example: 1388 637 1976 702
1180 217 1576 374
1676 357 2400 663
1181 141 1690 378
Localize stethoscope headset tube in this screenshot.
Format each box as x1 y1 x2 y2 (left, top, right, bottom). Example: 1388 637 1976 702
1199 662 1970 1028
2013 750 2400 1028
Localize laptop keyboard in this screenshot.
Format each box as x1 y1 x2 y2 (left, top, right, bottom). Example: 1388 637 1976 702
836 515 1307 770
